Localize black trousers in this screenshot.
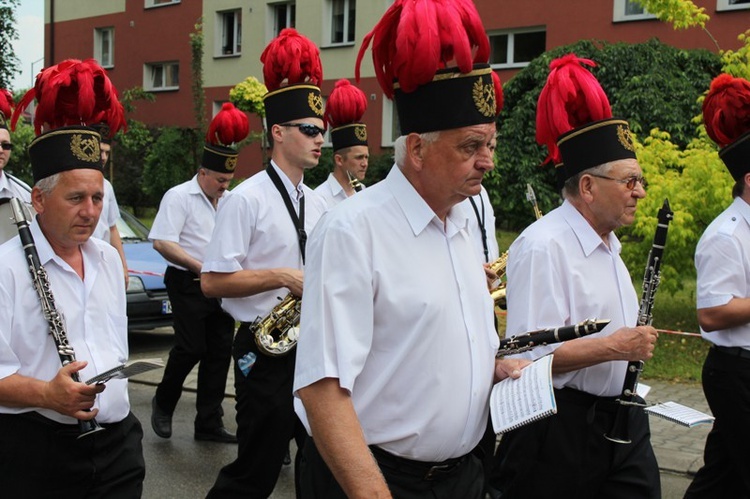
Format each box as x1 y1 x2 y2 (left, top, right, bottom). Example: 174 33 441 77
0 411 145 498
155 266 235 430
491 387 661 498
684 347 750 499
207 323 307 499
299 436 484 499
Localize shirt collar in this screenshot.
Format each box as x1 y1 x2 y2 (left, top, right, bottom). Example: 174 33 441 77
0 171 12 194
560 199 621 257
30 216 108 271
270 160 304 201
326 173 345 197
733 196 750 225
386 165 469 237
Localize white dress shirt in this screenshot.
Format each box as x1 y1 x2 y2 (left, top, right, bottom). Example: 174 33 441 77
695 196 750 348
149 175 227 270
314 172 365 209
91 179 119 243
0 172 31 202
459 185 500 263
202 161 327 322
294 165 499 462
0 219 130 424
506 199 638 397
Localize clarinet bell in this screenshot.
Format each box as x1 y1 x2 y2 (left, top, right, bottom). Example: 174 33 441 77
77 416 106 439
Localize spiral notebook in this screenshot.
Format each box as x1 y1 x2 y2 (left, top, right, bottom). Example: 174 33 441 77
644 401 715 428
490 354 556 434
85 358 164 385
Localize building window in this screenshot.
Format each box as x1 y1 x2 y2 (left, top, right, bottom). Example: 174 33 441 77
329 0 356 45
382 99 400 147
489 29 546 69
271 2 296 37
94 27 114 68
145 62 179 91
613 0 657 22
216 10 241 56
717 0 750 11
145 0 180 7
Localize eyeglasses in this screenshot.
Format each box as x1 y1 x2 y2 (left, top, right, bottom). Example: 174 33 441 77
0 142 13 151
589 173 647 190
279 123 326 138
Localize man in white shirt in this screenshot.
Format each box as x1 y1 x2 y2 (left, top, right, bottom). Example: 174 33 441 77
490 55 659 499
0 59 144 498
0 98 33 246
202 29 328 498
684 74 750 498
90 123 127 286
293 4 526 498
315 79 370 207
148 104 247 444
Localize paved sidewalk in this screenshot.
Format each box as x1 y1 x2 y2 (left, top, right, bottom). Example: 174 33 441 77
130 352 711 479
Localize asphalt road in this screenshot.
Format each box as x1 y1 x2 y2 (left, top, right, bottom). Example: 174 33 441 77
127 328 693 499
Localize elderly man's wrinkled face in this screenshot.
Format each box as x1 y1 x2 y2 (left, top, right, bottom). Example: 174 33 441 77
587 158 647 232
421 123 496 206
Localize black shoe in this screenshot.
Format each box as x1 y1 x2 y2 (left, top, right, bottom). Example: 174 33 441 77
194 427 238 443
151 396 172 439
282 448 292 466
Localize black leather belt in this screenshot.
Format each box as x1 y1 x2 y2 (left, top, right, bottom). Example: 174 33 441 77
369 445 467 481
713 345 750 360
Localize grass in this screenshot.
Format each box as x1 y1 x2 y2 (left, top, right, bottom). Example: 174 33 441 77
495 230 708 384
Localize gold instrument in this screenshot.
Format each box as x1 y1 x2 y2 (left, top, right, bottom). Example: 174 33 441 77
347 170 364 192
252 293 301 356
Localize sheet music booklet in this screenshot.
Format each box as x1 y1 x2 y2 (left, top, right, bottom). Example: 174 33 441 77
85 358 164 385
644 401 715 428
490 354 556 434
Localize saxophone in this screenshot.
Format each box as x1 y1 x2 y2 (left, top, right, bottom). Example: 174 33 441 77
347 170 364 192
252 293 301 356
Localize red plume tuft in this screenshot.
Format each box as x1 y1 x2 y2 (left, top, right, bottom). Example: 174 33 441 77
0 88 13 122
11 59 126 137
491 70 503 116
260 28 323 91
324 79 368 128
207 102 250 147
536 54 612 164
356 0 490 98
703 73 750 148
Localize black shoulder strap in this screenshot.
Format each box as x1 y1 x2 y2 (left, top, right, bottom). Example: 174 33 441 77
266 165 306 263
468 193 489 263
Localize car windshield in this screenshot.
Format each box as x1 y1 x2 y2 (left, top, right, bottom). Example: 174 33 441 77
117 210 150 242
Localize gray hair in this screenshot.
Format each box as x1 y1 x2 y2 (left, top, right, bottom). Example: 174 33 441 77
562 162 614 199
393 132 441 166
35 173 61 195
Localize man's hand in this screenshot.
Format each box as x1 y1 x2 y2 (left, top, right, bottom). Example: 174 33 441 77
42 361 105 420
607 325 659 362
494 357 531 383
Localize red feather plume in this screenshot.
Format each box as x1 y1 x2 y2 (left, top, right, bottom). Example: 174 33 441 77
703 73 750 147
491 70 503 116
0 88 13 122
207 102 250 147
260 28 323 91
324 79 367 128
11 59 126 137
355 0 490 98
536 54 612 164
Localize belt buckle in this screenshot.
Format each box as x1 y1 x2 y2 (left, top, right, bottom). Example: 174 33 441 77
423 461 460 481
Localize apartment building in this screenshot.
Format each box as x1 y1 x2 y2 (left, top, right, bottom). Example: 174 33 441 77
44 0 749 177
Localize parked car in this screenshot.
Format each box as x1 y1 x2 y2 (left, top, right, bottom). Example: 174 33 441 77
117 209 173 332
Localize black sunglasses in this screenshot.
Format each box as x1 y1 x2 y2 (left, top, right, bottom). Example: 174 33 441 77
0 142 12 151
280 123 326 138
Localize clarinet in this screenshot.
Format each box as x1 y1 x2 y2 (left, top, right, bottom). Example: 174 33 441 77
605 199 673 444
9 198 105 438
497 319 610 356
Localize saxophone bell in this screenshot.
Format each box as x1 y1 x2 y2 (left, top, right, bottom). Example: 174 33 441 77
252 293 302 356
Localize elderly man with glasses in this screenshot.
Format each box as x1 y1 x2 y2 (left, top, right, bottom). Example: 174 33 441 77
201 28 328 499
490 55 660 499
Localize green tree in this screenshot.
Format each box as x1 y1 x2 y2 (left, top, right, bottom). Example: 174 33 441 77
142 127 199 202
6 120 33 184
0 0 20 89
114 120 156 215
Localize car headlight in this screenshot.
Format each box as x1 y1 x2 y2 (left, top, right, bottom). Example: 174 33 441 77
127 276 145 293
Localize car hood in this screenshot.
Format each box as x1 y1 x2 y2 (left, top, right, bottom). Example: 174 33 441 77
124 241 167 290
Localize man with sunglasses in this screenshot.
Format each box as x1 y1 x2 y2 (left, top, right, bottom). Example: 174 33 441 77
490 55 660 498
202 29 328 498
148 104 247 445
